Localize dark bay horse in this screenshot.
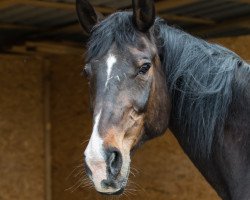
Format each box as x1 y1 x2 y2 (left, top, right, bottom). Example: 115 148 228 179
76 0 250 199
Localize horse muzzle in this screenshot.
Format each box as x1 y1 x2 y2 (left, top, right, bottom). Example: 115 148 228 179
84 147 128 195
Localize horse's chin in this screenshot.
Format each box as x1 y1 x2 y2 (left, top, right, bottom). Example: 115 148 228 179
93 176 129 196
91 166 130 196
97 187 125 195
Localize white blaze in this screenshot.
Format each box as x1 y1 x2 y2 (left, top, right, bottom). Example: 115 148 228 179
84 110 106 189
85 110 103 159
84 110 121 193
105 54 117 87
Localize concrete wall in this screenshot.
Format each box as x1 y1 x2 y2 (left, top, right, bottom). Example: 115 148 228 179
0 55 45 200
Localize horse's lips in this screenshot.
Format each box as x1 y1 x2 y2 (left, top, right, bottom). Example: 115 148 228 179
98 187 125 195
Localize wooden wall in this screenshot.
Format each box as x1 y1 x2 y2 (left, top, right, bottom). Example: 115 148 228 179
0 55 45 200
48 56 218 200
212 37 250 61
0 35 249 200
49 35 250 200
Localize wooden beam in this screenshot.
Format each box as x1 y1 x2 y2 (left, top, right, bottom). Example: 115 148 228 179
161 14 215 25
192 17 250 37
0 1 16 9
49 24 82 34
11 41 83 55
0 0 115 14
95 5 116 14
155 0 198 12
0 23 42 31
43 59 52 200
238 0 250 3
27 41 83 54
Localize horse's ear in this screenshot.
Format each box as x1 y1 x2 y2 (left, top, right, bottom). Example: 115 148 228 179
132 0 155 32
76 0 100 35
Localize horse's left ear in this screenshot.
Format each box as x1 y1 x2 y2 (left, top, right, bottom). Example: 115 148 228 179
76 0 103 35
132 0 155 32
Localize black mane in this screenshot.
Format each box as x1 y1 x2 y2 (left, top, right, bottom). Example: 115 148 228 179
87 11 244 158
154 18 243 158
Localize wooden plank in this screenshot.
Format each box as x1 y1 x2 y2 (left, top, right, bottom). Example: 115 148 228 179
11 46 33 54
25 22 88 41
161 14 215 25
28 41 83 55
11 41 84 55
1 0 115 14
0 0 16 9
95 5 115 14
0 23 41 31
192 17 250 37
42 59 52 200
155 0 198 12
238 0 250 3
48 24 82 34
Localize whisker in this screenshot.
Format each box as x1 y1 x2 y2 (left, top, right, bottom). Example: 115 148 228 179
74 170 84 178
128 180 144 191
65 180 83 192
130 166 139 175
130 171 136 177
81 139 90 146
126 190 136 196
66 164 84 180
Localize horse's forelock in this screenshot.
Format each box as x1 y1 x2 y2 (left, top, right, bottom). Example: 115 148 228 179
86 12 144 62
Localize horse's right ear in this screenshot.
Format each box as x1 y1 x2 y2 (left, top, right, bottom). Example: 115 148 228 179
76 0 98 35
132 0 155 32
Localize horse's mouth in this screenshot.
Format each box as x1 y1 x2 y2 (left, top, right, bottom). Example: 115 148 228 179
93 173 129 195
98 187 125 195
84 140 132 195
84 163 129 195
90 179 127 195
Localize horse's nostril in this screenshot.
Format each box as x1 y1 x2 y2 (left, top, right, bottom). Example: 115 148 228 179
107 149 122 177
101 179 116 189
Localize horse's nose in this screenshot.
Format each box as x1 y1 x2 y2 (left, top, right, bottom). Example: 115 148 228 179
83 155 92 177
106 148 122 178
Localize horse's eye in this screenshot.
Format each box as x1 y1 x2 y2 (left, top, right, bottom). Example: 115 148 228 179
138 63 151 75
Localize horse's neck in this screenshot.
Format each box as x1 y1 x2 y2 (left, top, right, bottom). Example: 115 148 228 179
157 26 217 158
156 22 239 153
164 37 250 199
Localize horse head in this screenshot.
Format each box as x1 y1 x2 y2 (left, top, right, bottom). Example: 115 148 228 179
76 0 171 195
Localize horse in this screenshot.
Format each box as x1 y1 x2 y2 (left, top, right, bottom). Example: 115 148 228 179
76 0 250 199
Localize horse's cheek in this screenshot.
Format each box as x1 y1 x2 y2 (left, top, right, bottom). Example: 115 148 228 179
146 70 171 136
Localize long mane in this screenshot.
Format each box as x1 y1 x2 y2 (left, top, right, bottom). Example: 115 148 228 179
87 11 244 158
155 18 243 158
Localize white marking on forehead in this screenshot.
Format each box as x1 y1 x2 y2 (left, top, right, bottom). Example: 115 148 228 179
105 54 117 87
